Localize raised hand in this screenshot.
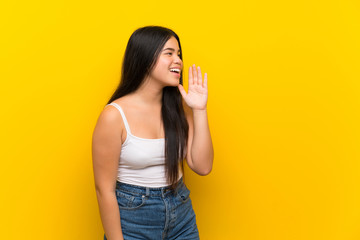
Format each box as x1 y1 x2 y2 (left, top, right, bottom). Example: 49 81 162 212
178 64 208 111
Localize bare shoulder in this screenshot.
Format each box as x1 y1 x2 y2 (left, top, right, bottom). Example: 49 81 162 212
93 100 125 140
100 104 121 126
101 96 130 123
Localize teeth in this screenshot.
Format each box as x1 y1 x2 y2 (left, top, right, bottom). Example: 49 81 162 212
170 69 180 73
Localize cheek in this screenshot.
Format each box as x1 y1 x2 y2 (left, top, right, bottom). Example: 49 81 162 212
152 62 168 76
159 60 171 71
159 55 171 63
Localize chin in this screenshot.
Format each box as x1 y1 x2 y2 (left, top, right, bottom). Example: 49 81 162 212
163 78 180 87
164 83 179 88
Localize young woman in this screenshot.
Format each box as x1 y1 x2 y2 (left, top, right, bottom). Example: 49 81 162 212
92 26 214 240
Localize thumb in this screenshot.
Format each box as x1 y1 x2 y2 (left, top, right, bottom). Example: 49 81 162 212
177 84 187 98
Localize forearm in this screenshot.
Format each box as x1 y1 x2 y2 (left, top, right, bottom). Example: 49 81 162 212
190 109 214 175
96 191 124 240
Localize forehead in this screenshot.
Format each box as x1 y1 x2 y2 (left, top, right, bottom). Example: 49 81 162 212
163 36 180 50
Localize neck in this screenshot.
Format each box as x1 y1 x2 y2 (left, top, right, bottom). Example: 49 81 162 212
130 79 164 107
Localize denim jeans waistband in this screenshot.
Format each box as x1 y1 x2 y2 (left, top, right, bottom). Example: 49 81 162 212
116 177 184 197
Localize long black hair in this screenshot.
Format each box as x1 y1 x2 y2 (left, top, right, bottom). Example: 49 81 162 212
107 26 188 189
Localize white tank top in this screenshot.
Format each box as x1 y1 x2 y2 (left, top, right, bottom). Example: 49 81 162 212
106 102 182 187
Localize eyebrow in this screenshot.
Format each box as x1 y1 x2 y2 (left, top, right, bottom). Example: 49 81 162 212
163 48 181 53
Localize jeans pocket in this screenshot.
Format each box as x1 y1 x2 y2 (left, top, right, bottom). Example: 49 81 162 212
116 189 146 210
176 183 191 203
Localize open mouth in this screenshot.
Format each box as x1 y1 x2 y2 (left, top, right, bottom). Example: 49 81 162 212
170 68 181 77
170 68 181 73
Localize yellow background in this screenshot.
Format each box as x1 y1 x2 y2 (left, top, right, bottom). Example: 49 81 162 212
1 0 359 239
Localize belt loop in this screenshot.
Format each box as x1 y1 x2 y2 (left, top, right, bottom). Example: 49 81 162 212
146 187 150 197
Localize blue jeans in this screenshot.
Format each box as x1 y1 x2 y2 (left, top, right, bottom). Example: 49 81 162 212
104 177 199 240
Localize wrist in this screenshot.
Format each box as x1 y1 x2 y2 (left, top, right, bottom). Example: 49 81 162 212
192 108 207 114
193 107 206 110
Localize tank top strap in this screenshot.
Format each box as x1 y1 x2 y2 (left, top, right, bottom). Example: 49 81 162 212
106 102 132 134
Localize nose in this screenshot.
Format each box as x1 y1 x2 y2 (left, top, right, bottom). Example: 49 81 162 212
174 54 182 66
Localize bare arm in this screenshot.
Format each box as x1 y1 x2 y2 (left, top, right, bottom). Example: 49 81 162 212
183 102 214 175
178 64 214 176
92 106 124 240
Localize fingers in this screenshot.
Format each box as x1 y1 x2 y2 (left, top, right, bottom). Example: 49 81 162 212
204 72 207 89
197 66 202 86
190 64 207 88
188 66 193 85
192 64 198 85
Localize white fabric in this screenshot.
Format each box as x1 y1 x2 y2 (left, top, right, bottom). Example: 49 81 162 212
106 102 182 187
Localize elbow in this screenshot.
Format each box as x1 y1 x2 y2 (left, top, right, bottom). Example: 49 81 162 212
94 183 116 197
196 165 213 176
189 153 214 176
95 187 116 200
198 155 214 176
